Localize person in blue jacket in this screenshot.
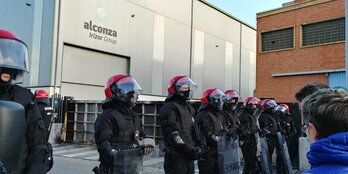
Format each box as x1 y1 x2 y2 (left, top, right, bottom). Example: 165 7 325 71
301 88 348 174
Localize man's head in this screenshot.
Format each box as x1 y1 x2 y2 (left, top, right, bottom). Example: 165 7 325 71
243 97 261 114
166 76 197 101
301 88 348 141
224 89 240 109
295 83 329 109
200 88 225 111
261 99 277 111
104 74 143 107
0 29 29 83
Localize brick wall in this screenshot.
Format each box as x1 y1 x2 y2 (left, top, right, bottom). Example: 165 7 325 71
256 0 345 102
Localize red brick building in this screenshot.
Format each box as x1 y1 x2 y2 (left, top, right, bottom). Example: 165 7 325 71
256 0 345 102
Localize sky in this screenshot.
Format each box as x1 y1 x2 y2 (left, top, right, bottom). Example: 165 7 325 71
207 0 292 28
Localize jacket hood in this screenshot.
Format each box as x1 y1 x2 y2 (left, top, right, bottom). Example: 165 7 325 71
308 132 348 167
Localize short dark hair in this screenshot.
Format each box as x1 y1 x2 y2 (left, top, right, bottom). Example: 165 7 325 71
295 83 329 102
301 89 348 139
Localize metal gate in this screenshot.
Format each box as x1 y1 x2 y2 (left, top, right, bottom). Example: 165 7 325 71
62 100 165 145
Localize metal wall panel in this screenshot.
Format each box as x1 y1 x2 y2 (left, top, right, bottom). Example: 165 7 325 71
127 0 192 26
224 42 234 90
127 4 155 94
61 45 129 100
162 18 191 96
232 44 241 92
240 48 256 99
152 14 165 95
203 34 226 91
192 30 205 99
38 0 55 86
241 25 257 51
328 71 347 88
193 0 241 45
0 0 35 87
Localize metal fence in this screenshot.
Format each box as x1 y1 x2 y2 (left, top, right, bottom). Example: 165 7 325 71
62 100 168 145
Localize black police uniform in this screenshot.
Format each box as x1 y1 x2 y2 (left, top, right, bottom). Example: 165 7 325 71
221 104 240 137
239 107 260 174
278 115 297 142
37 100 53 138
160 95 199 174
0 84 49 174
196 106 224 174
94 100 145 173
258 109 282 172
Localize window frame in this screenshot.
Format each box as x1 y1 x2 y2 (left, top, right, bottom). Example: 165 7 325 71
260 26 296 53
301 17 345 48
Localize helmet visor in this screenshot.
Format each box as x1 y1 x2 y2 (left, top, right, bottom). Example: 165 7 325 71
209 89 226 103
264 100 277 109
0 38 28 72
225 90 240 101
175 76 198 91
275 105 288 114
116 76 143 95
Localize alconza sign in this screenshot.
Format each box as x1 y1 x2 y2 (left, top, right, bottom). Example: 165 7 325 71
83 20 117 44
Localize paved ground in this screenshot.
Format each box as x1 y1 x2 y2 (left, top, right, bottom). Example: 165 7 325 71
48 143 300 174
48 143 167 174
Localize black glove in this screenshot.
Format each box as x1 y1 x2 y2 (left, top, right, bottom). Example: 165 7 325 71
250 127 259 134
261 128 271 136
207 132 220 142
191 145 205 160
97 141 118 161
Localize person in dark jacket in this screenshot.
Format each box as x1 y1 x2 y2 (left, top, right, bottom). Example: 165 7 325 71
239 97 261 174
94 74 154 174
196 88 226 174
301 88 348 173
222 89 241 138
0 29 49 173
160 75 203 174
258 99 281 173
276 104 297 143
34 89 53 138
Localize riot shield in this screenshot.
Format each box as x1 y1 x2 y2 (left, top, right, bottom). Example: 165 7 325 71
255 133 273 174
113 148 143 174
0 101 25 172
277 132 293 174
217 135 240 174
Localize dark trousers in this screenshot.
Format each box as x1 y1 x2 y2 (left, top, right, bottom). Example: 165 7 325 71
241 144 260 174
164 153 194 174
268 136 284 173
198 153 219 174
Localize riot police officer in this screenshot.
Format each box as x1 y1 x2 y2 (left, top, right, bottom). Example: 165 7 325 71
222 89 241 137
258 99 281 173
239 97 261 174
94 74 154 174
276 104 297 145
160 75 203 174
196 88 225 174
34 89 53 137
0 29 49 173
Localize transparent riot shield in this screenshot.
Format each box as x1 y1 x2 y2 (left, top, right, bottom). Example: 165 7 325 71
277 132 293 174
255 133 273 174
217 135 241 174
113 148 143 174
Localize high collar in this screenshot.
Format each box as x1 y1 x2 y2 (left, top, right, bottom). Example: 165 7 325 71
308 132 348 167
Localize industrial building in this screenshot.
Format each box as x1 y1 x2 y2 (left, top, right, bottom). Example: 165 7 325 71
256 0 346 102
0 0 257 101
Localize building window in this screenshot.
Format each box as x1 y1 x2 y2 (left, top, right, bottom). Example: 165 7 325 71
302 18 345 46
261 27 294 52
